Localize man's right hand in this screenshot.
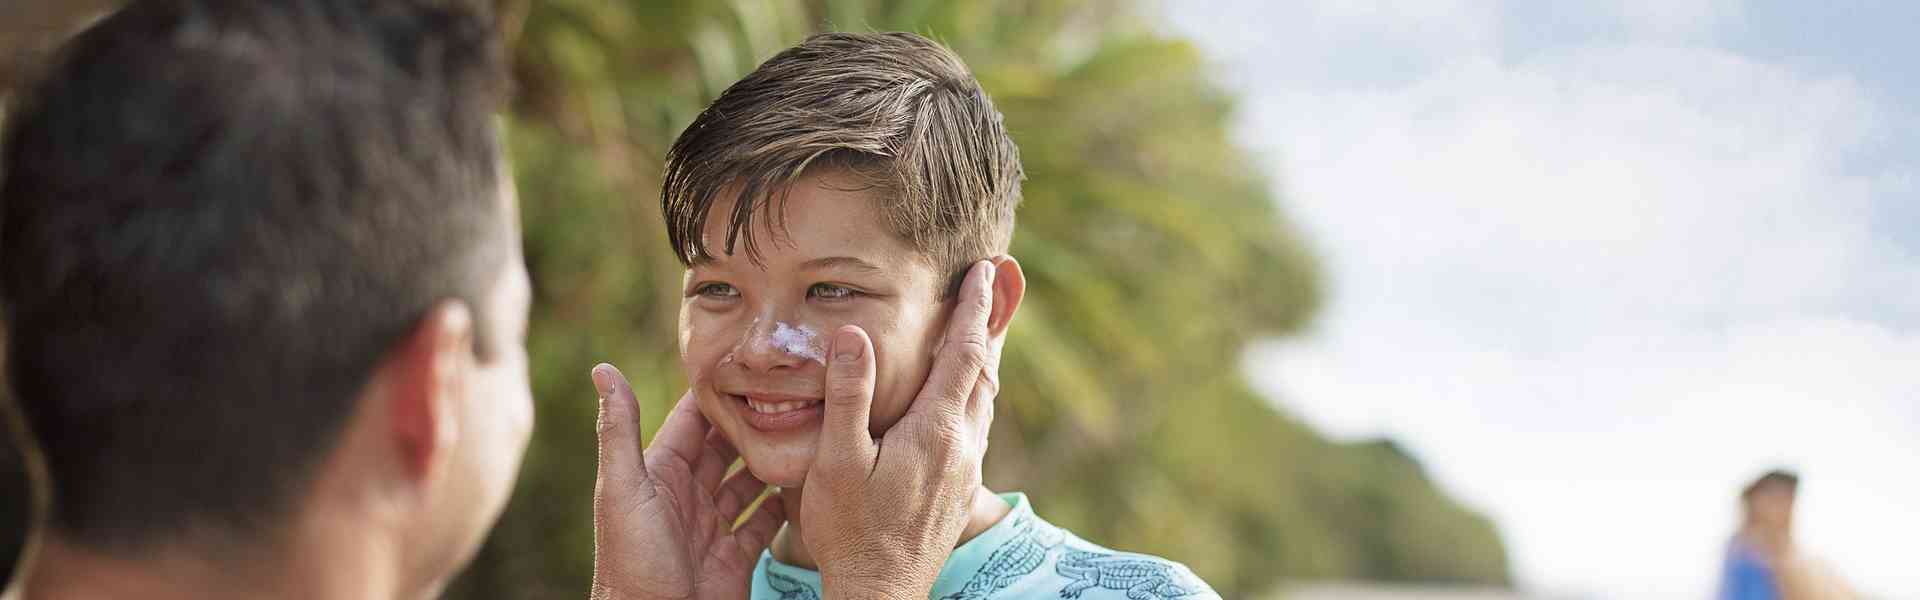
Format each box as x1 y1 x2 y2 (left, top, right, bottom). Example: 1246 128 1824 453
802 260 1003 600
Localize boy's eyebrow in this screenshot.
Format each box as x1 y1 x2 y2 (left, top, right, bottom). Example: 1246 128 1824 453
800 256 885 273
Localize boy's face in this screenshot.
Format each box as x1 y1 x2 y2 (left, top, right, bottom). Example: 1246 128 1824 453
679 170 950 487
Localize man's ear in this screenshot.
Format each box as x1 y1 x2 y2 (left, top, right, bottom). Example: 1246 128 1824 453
985 255 1026 343
382 301 473 483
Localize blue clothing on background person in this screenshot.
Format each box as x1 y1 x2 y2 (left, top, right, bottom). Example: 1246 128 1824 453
750 493 1219 600
1718 535 1779 600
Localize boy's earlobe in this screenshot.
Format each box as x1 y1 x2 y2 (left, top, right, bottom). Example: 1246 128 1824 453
985 255 1026 339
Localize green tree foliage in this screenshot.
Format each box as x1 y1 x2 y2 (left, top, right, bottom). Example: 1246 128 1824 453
448 0 1509 598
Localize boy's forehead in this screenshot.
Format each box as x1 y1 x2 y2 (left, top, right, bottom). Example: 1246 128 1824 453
696 172 914 266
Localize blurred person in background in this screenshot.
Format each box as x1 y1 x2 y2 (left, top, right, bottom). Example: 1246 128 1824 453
1720 470 1797 600
1718 470 1858 600
0 1 996 599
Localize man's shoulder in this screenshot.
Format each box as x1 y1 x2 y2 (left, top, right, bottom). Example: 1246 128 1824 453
935 500 1220 600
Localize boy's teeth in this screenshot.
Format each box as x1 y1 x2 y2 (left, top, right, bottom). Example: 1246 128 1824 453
747 398 820 414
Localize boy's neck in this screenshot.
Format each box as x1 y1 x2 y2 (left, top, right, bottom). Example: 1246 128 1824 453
769 484 1012 572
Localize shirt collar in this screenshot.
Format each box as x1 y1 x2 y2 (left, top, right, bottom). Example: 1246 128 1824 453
759 492 1033 599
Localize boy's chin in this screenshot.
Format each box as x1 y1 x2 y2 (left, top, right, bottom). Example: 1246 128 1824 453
745 464 809 489
738 442 818 489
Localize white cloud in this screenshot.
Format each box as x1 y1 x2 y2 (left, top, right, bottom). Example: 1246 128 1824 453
1166 2 1920 599
1612 0 1745 38
1160 0 1499 87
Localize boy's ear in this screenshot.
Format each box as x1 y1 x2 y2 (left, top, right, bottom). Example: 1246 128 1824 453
985 255 1026 342
381 301 473 484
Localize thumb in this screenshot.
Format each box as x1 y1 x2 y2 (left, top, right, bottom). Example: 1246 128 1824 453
821 325 877 465
592 364 646 486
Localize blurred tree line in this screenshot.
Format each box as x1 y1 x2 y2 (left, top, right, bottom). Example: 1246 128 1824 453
1 0 1510 596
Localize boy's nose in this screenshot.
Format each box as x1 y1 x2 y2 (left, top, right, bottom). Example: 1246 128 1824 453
730 317 819 372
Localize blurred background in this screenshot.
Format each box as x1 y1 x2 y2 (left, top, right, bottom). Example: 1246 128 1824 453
3 2 1915 600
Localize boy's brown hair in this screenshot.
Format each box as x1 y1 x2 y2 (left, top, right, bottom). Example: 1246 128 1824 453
662 31 1023 295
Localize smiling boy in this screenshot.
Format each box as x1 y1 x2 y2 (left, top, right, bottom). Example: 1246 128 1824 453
659 32 1220 600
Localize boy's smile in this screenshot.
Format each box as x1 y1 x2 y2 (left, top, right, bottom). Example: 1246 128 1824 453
718 344 828 432
679 169 950 487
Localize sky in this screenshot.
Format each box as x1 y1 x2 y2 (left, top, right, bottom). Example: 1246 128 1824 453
1160 2 1920 599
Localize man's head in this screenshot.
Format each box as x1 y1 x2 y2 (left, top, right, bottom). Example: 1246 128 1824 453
2 0 530 587
663 32 1026 487
1741 469 1799 529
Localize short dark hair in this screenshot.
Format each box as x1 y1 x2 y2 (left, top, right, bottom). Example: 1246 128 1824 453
661 32 1023 295
1 0 508 550
1742 469 1800 500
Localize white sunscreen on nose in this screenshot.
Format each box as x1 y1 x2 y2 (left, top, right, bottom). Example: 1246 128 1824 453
767 321 826 365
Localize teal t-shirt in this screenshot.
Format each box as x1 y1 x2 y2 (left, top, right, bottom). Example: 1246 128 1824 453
750 493 1219 600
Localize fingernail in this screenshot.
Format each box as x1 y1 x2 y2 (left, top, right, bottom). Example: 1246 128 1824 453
980 261 996 300
833 328 863 363
591 364 613 398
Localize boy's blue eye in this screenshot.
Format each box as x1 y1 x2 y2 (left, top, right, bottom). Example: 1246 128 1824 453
809 283 857 300
696 283 739 299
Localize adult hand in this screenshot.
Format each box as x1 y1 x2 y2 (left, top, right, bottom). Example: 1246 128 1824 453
589 365 786 600
802 260 1002 600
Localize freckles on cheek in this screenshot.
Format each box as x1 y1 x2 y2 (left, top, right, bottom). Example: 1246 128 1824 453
677 307 696 357
685 314 731 363
715 325 746 367
680 333 725 393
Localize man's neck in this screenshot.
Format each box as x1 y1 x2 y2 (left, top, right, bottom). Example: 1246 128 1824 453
18 514 407 600
769 485 1012 572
